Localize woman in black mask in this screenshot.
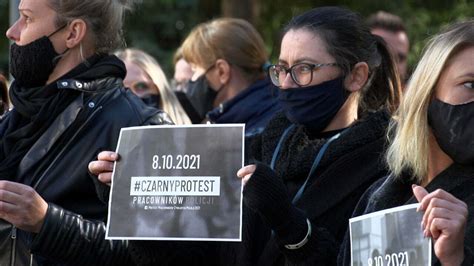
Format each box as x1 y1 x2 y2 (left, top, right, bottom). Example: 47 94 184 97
339 20 474 266
116 48 192 125
233 7 402 265
181 18 281 136
0 0 171 265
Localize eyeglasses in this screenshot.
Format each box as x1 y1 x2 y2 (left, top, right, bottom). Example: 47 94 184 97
268 62 339 87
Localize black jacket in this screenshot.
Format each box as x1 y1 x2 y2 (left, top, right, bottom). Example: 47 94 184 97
227 111 390 265
338 163 474 266
0 56 172 266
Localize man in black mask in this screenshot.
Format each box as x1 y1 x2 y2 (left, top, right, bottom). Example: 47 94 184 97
0 0 172 265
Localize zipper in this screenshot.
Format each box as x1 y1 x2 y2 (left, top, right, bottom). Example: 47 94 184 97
10 226 16 266
12 106 102 266
32 106 103 189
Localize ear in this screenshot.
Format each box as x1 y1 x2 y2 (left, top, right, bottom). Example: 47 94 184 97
64 19 88 49
344 62 369 92
215 59 231 85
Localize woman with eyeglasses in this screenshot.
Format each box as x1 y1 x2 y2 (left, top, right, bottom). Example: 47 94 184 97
116 48 192 125
231 6 402 265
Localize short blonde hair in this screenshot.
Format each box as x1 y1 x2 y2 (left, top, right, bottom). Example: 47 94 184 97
386 20 474 182
116 48 192 125
181 18 268 82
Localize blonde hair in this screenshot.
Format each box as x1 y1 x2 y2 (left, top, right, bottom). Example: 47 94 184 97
181 18 268 82
48 0 135 53
116 49 192 125
386 20 474 182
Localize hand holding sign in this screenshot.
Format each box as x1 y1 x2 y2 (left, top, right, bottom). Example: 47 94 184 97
413 185 467 266
106 124 244 240
236 164 256 186
88 151 119 186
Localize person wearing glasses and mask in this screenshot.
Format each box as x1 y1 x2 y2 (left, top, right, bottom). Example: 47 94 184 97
116 48 192 125
181 18 281 136
231 7 402 265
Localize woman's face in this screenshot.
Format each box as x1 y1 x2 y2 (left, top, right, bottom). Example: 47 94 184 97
6 0 65 52
433 45 474 105
278 29 341 89
123 61 158 98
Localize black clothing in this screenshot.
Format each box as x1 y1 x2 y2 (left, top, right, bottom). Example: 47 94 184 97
175 91 202 124
228 110 390 265
127 240 220 266
0 54 117 181
206 78 281 136
338 163 474 266
0 54 172 266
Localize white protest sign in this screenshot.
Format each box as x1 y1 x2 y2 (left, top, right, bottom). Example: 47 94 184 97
106 124 244 241
350 204 431 266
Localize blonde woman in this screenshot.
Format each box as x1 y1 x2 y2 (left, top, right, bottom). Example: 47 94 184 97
339 20 474 265
0 74 9 116
116 48 192 125
181 18 281 136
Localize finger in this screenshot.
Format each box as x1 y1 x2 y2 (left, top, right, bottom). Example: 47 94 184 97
0 200 17 215
423 198 456 228
237 165 256 178
88 161 114 175
412 185 429 209
424 206 458 238
423 197 467 229
98 173 113 185
0 181 29 196
429 218 451 240
420 189 466 211
97 151 119 161
242 173 253 186
0 189 23 205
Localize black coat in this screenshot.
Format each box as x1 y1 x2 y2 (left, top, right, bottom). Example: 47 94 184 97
0 58 172 266
226 111 391 265
338 163 474 266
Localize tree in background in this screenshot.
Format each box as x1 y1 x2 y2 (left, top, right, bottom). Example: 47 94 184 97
0 0 473 78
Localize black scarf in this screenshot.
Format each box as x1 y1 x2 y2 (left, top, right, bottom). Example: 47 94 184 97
0 53 126 182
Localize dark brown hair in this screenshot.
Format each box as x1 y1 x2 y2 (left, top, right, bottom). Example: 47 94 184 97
283 6 402 115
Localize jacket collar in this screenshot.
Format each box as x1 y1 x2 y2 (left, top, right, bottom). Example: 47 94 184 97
206 78 279 125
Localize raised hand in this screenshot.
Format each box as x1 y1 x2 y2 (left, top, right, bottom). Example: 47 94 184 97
88 151 119 186
413 185 467 266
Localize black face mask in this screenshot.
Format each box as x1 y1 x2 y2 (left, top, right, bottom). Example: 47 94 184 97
9 26 67 88
428 98 474 165
141 94 161 108
185 74 218 120
278 77 349 133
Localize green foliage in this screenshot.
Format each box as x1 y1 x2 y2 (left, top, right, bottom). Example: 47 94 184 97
257 0 474 71
0 0 472 78
123 0 217 76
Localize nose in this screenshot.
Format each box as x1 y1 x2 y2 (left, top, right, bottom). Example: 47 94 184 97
280 72 297 90
6 20 21 42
